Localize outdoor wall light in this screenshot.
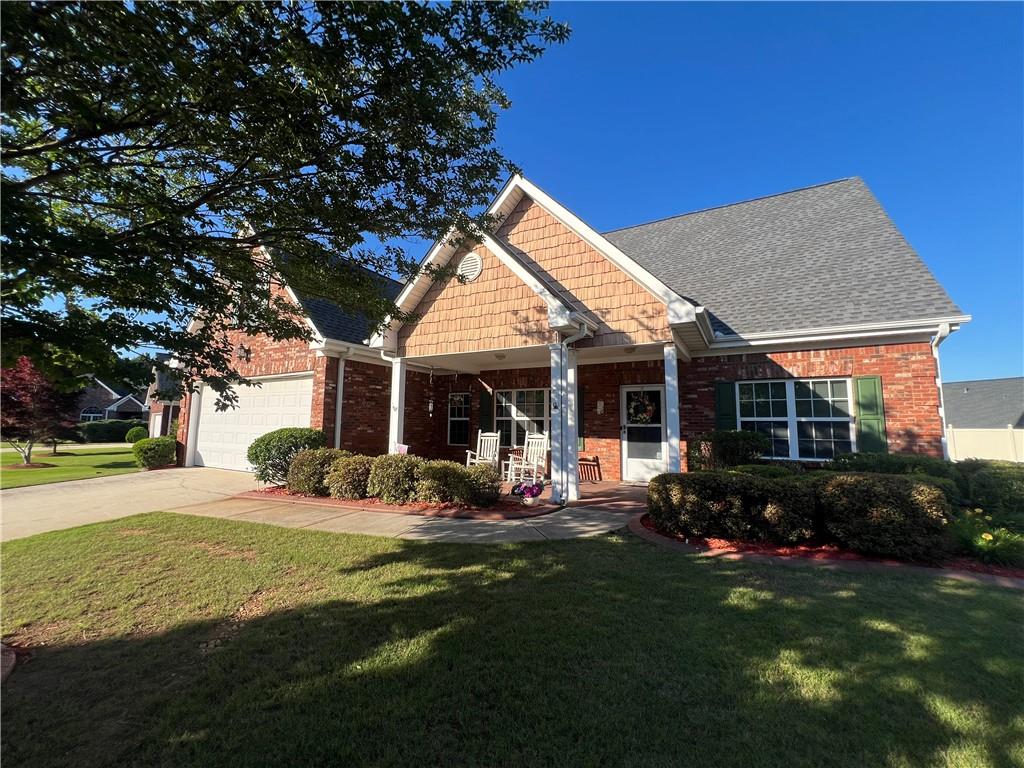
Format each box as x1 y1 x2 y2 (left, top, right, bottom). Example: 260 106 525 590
495 353 506 361
235 343 251 362
428 398 434 416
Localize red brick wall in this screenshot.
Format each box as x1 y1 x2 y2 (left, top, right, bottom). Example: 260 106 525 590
339 359 391 455
396 343 943 478
677 342 943 465
578 359 666 481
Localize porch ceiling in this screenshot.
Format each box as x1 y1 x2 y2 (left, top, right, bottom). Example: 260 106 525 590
403 341 668 374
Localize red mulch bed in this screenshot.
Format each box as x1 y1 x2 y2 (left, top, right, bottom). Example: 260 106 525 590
640 514 1024 579
240 486 555 520
2 463 57 470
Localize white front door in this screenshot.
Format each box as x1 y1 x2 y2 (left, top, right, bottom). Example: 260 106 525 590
620 385 667 483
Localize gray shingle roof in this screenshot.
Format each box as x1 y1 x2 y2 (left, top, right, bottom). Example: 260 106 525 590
292 273 403 346
603 178 964 337
943 378 1024 429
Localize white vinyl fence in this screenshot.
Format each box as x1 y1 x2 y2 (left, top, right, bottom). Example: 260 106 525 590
946 426 1023 463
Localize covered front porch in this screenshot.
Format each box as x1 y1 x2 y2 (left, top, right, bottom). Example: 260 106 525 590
385 341 683 504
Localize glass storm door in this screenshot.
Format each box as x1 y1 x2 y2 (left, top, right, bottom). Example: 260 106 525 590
620 386 667 482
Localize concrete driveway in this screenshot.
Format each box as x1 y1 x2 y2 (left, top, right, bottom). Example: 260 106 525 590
0 468 257 541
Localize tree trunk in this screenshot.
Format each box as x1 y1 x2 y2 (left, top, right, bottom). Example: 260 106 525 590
22 442 34 465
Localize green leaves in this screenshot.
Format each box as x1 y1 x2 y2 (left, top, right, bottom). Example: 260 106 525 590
1 1 569 399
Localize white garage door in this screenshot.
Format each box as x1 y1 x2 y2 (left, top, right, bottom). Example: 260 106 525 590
193 375 314 471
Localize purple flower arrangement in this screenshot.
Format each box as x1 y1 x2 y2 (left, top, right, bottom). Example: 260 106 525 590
510 481 544 500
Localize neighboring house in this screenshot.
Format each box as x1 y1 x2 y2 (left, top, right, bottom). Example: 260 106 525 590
176 273 401 471
78 377 148 423
145 353 182 437
176 175 969 502
942 377 1024 462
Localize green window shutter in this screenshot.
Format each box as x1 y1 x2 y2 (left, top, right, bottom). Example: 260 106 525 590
714 382 737 430
577 385 585 451
854 375 888 454
479 389 494 433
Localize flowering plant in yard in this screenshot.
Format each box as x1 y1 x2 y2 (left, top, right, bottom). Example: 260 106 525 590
511 481 545 500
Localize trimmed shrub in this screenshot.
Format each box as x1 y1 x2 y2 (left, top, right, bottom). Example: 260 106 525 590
132 436 176 469
949 509 1024 567
246 428 326 485
80 418 146 443
815 473 951 561
367 454 424 504
969 464 1024 532
830 452 966 494
327 455 374 500
687 430 769 471
466 463 502 506
731 463 799 479
124 426 148 444
287 448 351 496
647 472 815 544
416 460 472 504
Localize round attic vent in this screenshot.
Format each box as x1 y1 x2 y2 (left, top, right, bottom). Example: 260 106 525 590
456 252 483 282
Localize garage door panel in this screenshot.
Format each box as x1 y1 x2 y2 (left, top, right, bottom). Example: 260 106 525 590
194 375 314 471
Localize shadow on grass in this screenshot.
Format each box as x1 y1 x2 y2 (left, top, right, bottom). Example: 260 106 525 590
2 536 1021 767
93 461 138 469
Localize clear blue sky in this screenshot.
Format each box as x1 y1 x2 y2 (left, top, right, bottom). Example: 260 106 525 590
489 2 1023 383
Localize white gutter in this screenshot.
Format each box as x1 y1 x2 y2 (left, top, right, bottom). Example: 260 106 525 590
931 322 953 460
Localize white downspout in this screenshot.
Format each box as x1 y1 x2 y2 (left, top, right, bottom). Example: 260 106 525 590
931 322 952 460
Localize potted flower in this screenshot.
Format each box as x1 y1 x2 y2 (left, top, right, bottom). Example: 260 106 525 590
511 481 545 506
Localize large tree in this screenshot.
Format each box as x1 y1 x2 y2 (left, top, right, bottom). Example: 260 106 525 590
1 1 568 404
0 356 81 464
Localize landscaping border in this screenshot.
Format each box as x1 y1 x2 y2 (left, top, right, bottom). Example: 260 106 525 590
627 515 1024 591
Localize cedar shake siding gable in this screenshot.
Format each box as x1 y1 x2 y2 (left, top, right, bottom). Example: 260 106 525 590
496 196 672 348
396 195 674 357
397 243 558 357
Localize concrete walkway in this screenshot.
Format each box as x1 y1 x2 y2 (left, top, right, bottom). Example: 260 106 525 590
1 468 257 541
176 493 642 543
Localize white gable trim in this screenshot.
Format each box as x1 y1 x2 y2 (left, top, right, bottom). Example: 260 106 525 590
107 393 147 410
92 377 121 398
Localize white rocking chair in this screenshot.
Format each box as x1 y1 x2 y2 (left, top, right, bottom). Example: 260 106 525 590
466 430 500 469
503 432 548 485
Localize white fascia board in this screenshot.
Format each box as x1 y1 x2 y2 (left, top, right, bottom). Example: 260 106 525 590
312 338 389 367
694 321 968 357
513 176 699 325
708 315 972 348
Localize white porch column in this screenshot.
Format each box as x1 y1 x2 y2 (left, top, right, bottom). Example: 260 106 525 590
663 342 682 473
548 344 566 503
184 387 203 467
389 358 406 453
565 348 580 502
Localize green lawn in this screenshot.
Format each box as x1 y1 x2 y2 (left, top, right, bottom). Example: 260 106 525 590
0 445 138 489
2 514 1021 767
